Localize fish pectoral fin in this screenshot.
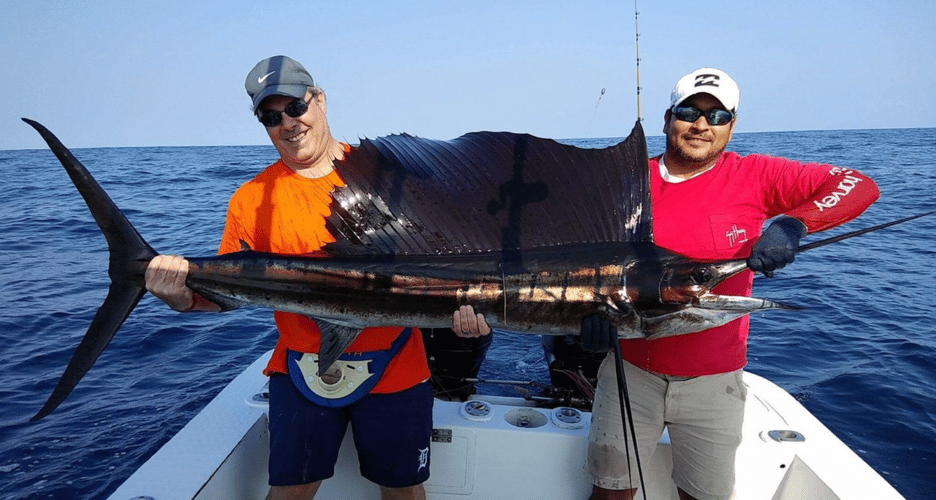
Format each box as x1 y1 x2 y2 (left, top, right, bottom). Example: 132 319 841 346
189 289 242 312
597 293 629 315
315 321 365 377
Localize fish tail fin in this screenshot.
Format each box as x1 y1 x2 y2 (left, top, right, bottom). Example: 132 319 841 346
23 118 156 421
30 282 150 421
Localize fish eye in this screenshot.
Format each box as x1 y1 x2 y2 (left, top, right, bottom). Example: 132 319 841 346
690 266 713 284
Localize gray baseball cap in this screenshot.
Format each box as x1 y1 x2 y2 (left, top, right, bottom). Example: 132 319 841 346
245 55 315 111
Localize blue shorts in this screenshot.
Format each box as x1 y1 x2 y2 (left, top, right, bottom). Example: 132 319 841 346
267 374 433 488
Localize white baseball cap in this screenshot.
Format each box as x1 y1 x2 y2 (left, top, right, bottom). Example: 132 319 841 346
670 68 740 113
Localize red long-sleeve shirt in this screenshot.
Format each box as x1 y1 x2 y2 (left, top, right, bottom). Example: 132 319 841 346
620 152 880 376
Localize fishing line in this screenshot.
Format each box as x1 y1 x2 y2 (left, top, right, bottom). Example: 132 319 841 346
606 2 649 497
796 210 934 253
589 87 607 130
612 336 647 497
500 262 508 324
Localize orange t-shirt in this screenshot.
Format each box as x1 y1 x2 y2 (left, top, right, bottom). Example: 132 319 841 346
218 156 429 393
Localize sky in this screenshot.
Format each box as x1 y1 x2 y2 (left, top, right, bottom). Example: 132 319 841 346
1 0 934 150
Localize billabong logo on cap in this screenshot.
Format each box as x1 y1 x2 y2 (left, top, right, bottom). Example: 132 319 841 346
258 71 276 84
694 74 721 88
670 68 739 112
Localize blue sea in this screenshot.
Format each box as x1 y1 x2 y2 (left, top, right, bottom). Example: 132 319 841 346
1 127 934 499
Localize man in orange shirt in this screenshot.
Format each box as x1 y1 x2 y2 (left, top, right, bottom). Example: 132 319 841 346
145 55 490 500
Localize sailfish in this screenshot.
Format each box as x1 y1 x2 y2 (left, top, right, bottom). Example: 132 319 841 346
22 118 929 420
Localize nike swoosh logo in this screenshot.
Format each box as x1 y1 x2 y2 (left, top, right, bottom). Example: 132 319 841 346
258 71 276 84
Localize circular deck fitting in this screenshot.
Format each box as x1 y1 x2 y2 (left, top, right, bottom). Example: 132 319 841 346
766 429 805 442
504 408 548 428
551 407 586 429
460 400 493 421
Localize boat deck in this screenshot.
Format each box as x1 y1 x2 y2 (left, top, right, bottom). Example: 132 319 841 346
105 350 903 500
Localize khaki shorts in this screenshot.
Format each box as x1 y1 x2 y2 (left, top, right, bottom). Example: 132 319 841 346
586 354 746 500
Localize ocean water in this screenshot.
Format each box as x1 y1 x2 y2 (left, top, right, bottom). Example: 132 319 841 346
1 127 934 499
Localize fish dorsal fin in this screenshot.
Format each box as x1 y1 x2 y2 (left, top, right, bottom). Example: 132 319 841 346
324 120 651 255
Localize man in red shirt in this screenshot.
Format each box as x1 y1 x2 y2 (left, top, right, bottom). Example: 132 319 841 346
585 68 879 500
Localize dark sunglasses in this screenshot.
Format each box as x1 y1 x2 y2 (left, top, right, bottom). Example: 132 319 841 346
257 96 312 127
671 105 734 126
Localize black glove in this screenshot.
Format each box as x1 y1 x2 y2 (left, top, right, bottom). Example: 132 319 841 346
747 216 808 278
579 314 617 352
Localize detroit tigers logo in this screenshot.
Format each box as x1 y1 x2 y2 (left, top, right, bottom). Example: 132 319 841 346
417 447 429 471
694 73 722 88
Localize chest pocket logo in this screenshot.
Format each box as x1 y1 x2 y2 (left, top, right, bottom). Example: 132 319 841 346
709 214 761 256
725 224 749 247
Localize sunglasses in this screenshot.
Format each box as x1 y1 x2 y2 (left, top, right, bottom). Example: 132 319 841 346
671 105 734 126
257 96 312 127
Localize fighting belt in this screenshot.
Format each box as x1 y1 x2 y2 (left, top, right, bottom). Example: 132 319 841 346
287 328 413 407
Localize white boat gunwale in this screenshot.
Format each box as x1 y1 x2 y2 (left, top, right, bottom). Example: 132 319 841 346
105 350 904 500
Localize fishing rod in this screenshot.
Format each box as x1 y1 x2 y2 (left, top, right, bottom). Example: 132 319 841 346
466 377 551 387
634 0 643 122
466 377 593 408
